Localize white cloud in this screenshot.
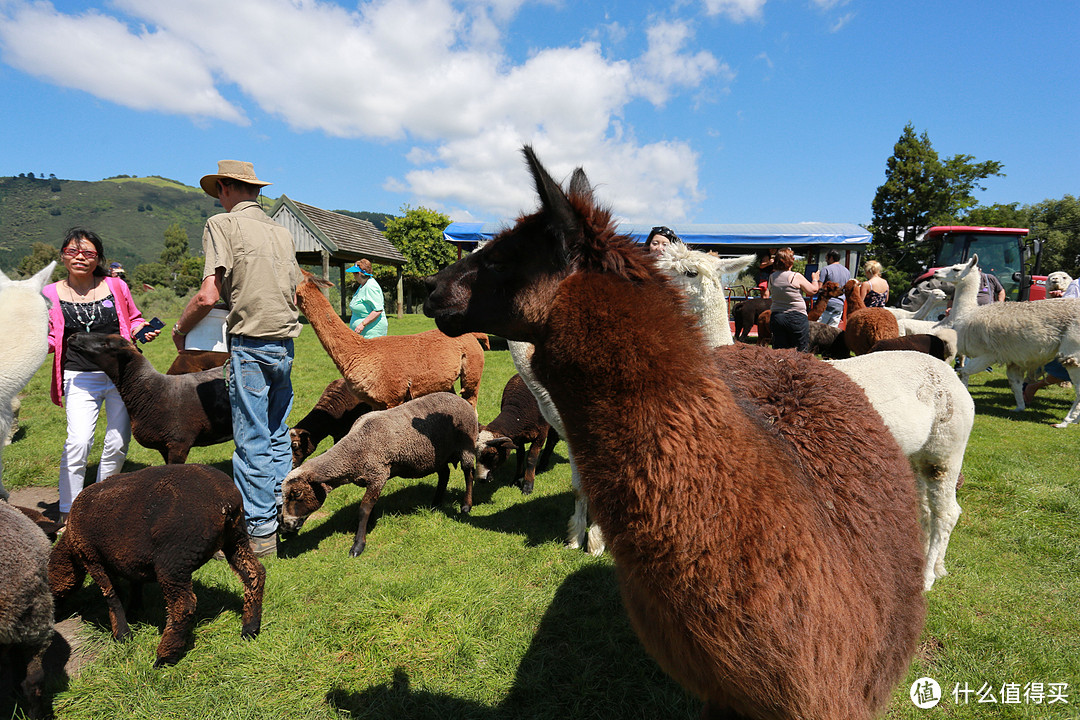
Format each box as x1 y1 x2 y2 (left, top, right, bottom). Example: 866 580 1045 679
0 2 244 122
701 0 766 23
0 0 724 222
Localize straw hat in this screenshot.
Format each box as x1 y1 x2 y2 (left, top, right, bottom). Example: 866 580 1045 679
200 160 272 198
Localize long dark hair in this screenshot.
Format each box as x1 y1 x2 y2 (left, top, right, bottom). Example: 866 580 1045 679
61 227 107 277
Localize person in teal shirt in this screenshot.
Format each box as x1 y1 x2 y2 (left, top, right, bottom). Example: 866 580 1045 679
346 258 388 338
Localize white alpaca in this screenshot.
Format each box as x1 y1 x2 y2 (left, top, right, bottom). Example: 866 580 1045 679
935 255 1080 428
654 245 756 347
827 351 974 590
888 288 950 321
1046 271 1073 295
0 262 56 500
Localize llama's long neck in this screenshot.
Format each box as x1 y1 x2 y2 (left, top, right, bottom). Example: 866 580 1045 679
296 281 372 376
531 272 757 555
948 269 981 326
846 283 866 313
807 292 830 322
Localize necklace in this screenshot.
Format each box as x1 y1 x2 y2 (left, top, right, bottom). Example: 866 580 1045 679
69 298 101 332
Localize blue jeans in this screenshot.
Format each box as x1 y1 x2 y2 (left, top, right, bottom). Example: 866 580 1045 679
228 335 294 538
770 310 810 352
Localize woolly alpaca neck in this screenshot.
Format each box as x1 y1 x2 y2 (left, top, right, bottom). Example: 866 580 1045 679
948 266 981 325
295 279 377 380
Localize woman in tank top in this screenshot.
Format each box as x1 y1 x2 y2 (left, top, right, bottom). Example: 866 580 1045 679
859 260 890 308
768 247 820 352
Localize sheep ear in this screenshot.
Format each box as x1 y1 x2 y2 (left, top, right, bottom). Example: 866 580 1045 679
491 436 518 451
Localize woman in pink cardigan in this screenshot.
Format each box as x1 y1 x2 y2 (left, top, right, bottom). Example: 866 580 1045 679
43 228 161 526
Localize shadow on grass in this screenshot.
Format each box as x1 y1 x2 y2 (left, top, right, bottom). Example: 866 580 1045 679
324 564 697 720
968 379 1074 425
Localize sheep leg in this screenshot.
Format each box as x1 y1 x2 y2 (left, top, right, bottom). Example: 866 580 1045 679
519 435 545 495
224 514 265 639
350 480 385 557
1005 365 1027 411
537 426 559 472
154 575 197 667
433 466 450 506
461 464 474 514
1053 363 1080 428
84 564 131 642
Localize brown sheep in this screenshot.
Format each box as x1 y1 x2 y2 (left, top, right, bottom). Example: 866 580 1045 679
423 146 925 720
869 333 950 362
843 278 899 355
49 464 264 667
476 373 559 494
290 379 372 467
165 350 229 375
295 271 488 409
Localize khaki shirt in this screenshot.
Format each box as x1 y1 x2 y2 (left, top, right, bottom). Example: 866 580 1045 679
203 201 302 339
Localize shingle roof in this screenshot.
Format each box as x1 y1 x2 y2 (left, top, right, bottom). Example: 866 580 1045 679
271 195 407 266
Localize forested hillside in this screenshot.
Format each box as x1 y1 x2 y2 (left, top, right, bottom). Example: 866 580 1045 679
0 174 393 274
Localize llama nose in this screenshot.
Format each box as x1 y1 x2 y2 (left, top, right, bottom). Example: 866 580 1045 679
423 275 438 292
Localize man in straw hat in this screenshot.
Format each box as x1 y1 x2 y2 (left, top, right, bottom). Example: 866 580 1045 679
173 160 302 557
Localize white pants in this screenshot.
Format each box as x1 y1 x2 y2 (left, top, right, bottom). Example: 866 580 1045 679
58 370 131 513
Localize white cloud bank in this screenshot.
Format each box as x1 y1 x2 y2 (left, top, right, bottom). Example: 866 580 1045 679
0 0 733 221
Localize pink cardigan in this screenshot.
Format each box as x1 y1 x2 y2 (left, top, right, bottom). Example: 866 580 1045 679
43 276 146 407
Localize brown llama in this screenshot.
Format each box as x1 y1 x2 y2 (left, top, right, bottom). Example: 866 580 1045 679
843 278 899 355
424 147 925 720
295 271 487 409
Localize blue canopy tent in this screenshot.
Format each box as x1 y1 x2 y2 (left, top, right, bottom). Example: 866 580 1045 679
443 221 871 278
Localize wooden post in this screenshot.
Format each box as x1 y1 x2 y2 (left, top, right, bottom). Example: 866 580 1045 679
396 267 404 318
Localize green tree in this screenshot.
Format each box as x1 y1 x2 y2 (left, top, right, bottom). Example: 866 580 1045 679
132 222 202 295
380 205 455 309
870 124 1004 285
14 241 65 281
1026 195 1080 277
960 202 1030 229
161 222 190 266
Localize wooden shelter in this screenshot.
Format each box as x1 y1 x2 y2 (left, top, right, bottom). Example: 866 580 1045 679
269 195 407 317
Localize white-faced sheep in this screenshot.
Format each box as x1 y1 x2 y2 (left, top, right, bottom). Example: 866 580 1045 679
66 333 232 463
290 379 371 468
655 245 756 347
0 502 54 718
280 392 479 558
424 148 925 719
936 255 1080 427
295 271 488 409
48 464 265 667
827 350 974 590
0 262 56 501
476 373 559 495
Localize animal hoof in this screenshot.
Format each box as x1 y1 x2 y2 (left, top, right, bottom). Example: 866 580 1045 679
349 543 366 557
519 482 534 495
241 626 261 640
1053 422 1070 429
153 655 179 668
460 504 472 515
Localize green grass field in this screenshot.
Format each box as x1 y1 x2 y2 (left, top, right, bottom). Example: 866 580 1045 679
4 315 1079 719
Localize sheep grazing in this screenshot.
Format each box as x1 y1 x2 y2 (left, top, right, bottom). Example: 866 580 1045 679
424 147 925 719
0 262 57 501
476 373 559 495
0 502 54 718
937 255 1080 427
296 271 487 409
507 341 603 556
842 278 899 355
48 464 265 667
827 351 974 590
654 245 755 347
66 333 231 463
870 333 952 363
281 392 478 558
290 379 371 467
166 350 229 375
731 296 770 343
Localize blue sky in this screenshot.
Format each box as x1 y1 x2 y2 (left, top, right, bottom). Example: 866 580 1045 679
1 0 1076 227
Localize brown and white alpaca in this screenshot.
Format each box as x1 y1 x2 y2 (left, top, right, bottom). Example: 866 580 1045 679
295 271 487 409
424 147 925 720
842 278 899 355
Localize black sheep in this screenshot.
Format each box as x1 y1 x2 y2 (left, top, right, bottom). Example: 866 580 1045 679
67 333 231 463
48 464 265 667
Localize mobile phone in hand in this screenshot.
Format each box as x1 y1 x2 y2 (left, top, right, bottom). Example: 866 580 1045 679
134 317 165 343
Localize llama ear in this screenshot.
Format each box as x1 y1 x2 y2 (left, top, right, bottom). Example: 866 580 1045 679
523 145 580 251
29 261 57 292
963 255 978 277
568 167 593 202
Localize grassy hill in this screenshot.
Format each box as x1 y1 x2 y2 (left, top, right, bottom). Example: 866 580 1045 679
0 174 393 274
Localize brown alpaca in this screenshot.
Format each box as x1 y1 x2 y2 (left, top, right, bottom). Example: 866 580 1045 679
424 147 925 720
843 278 899 355
295 271 487 409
